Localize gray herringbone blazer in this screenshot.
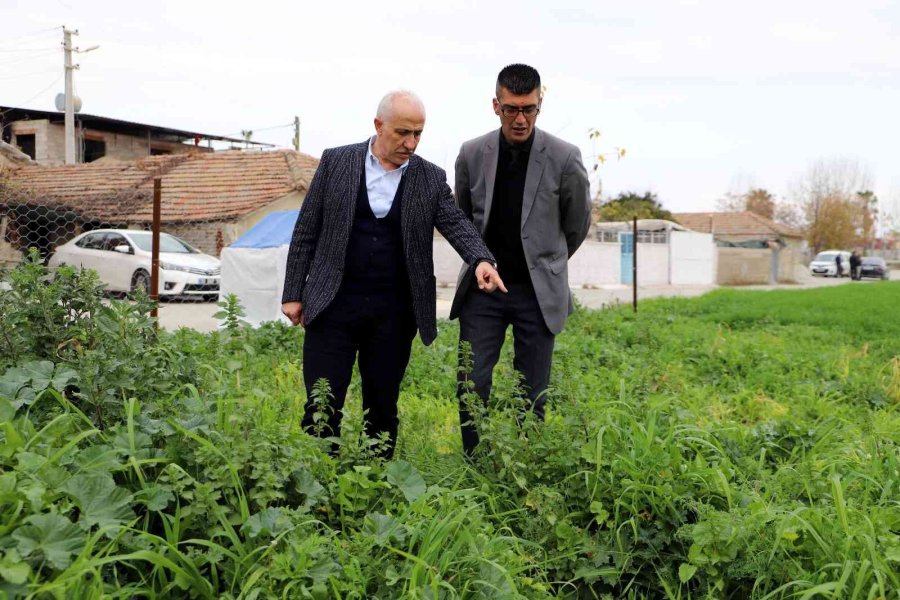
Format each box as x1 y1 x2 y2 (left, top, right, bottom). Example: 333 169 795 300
450 128 592 335
282 141 494 346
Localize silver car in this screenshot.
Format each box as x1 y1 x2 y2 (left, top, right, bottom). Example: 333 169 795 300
47 229 221 300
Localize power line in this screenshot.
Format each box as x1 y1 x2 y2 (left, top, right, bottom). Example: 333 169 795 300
0 69 58 81
0 27 60 50
0 73 64 115
0 47 59 53
0 48 59 67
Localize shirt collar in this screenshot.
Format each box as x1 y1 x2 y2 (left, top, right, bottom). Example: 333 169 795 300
498 129 535 154
368 136 409 173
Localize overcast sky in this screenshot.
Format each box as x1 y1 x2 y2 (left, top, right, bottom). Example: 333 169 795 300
2 0 899 218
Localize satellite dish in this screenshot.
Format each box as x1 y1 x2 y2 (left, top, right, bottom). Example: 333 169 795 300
54 93 83 113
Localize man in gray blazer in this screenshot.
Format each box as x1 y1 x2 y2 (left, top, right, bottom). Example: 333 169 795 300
451 64 592 455
282 90 506 458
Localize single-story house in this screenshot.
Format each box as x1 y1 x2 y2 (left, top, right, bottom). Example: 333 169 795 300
673 211 805 284
0 105 270 165
0 149 318 263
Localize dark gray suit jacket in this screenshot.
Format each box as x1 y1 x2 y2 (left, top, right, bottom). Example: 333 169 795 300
450 128 592 335
282 141 495 346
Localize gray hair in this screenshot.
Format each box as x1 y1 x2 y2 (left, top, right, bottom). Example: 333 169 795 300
376 90 425 121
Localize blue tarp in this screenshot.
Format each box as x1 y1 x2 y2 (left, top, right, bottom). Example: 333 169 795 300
230 210 299 248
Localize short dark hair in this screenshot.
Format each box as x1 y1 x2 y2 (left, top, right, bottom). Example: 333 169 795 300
496 64 541 98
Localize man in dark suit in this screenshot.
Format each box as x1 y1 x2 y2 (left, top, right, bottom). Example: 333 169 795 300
282 90 506 458
451 64 592 455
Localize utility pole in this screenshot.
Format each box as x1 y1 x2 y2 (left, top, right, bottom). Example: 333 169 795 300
292 116 300 151
63 27 78 164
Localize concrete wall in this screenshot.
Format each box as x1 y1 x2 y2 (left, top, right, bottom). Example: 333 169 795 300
569 241 620 285
10 120 206 165
433 237 715 287
11 120 53 163
636 244 670 285
670 231 716 285
717 246 799 284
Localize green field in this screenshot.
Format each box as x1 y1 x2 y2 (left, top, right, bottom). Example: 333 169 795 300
1 256 899 599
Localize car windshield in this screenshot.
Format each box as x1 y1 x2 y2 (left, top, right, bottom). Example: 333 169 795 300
861 257 884 265
813 252 837 262
128 232 197 254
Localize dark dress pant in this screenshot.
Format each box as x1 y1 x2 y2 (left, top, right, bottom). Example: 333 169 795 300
301 288 416 457
456 282 555 455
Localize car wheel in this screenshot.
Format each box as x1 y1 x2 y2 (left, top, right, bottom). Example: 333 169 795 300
131 270 150 295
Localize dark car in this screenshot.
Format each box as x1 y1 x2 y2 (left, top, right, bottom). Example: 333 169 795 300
859 256 890 280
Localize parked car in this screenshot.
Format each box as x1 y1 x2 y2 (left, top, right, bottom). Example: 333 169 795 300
47 229 220 300
859 256 890 280
809 250 851 277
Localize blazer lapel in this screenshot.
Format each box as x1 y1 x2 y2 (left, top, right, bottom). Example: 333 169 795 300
481 133 499 234
341 141 367 234
399 156 420 251
521 128 546 228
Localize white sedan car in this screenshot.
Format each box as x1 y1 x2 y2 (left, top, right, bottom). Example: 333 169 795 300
48 229 220 300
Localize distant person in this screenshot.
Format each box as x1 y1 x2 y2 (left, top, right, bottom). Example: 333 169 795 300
450 63 592 455
849 251 861 280
835 252 844 277
281 90 506 458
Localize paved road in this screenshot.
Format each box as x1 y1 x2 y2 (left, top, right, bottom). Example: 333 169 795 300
156 269 897 333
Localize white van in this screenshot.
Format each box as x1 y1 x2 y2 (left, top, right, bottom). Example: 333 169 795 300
809 250 851 277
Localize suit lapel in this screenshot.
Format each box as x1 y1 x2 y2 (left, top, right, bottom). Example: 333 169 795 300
399 156 420 253
521 128 546 229
340 141 367 237
481 133 499 234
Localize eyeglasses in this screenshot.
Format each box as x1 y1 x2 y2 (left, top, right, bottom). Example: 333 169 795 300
496 102 540 118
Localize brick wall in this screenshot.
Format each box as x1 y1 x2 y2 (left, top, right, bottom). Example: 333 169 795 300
10 121 209 165
165 220 235 256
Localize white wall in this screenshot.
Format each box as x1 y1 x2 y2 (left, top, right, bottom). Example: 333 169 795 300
669 231 716 285
636 244 670 285
568 241 620 285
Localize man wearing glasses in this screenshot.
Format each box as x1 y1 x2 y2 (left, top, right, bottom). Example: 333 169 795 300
450 64 592 456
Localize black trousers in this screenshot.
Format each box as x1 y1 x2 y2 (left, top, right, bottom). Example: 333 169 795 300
301 287 416 457
456 282 555 455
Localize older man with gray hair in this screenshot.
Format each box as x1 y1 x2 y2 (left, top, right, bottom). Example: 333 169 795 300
282 90 506 457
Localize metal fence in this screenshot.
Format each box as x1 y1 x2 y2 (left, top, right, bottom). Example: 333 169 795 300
0 147 315 311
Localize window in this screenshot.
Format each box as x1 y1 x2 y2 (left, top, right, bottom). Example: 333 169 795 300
83 138 106 163
76 233 107 249
128 232 197 253
15 134 35 159
150 147 172 155
104 233 130 252
599 231 619 243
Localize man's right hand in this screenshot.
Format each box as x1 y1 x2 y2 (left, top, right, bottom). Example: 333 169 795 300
282 301 304 327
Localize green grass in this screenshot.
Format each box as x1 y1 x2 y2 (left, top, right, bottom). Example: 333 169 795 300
2 258 899 599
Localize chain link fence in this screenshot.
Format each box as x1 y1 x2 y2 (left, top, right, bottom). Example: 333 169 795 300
0 147 317 315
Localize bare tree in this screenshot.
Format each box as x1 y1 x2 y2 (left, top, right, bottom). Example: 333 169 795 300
789 158 874 253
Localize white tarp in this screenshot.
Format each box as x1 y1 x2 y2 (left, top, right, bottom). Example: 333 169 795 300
219 246 291 326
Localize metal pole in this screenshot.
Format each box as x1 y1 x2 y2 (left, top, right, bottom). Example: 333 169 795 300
150 178 161 327
293 116 300 151
632 216 638 313
63 27 78 165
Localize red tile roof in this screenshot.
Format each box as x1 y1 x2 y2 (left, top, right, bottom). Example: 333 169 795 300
1 150 318 223
673 211 803 239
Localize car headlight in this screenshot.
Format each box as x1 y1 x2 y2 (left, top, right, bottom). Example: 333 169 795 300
160 261 191 273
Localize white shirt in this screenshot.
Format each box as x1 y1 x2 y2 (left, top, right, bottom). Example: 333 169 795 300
365 136 408 218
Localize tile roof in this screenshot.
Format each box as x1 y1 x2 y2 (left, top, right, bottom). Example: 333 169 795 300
1 150 319 223
673 211 803 239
